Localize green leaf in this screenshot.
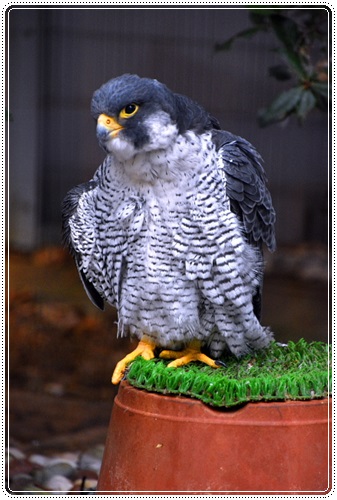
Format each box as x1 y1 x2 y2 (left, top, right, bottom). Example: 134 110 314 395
297 89 317 120
269 14 309 78
310 81 330 111
270 14 301 47
215 26 263 51
311 81 330 100
258 86 304 127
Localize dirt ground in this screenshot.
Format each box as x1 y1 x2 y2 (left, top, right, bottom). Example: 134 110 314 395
6 244 330 456
6 247 136 456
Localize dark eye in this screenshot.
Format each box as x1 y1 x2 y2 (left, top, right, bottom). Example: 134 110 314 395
120 103 139 119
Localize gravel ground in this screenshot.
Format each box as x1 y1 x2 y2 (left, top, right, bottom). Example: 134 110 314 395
7 444 102 494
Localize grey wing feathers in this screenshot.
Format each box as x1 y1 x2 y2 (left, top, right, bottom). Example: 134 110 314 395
212 130 276 252
61 181 105 310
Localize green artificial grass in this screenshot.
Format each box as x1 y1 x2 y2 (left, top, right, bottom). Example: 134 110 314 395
126 339 331 407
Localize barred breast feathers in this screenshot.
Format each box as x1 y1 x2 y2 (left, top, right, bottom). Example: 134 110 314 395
67 130 261 305
64 129 267 350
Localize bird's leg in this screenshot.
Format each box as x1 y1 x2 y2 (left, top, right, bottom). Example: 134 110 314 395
159 340 219 369
112 335 156 385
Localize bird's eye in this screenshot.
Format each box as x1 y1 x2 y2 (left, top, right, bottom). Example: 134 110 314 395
119 103 139 119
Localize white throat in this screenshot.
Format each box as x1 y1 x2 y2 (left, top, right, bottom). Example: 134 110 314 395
111 129 215 188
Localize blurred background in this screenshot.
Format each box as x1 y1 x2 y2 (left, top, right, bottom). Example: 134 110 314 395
6 5 330 465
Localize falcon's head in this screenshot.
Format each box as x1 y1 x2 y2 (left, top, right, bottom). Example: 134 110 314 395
91 74 219 160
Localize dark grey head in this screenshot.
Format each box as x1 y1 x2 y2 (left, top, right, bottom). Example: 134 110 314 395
91 74 219 155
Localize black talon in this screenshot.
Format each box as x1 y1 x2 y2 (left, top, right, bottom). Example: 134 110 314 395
215 360 227 367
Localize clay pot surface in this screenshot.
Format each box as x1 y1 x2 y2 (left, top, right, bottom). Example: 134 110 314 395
97 381 332 494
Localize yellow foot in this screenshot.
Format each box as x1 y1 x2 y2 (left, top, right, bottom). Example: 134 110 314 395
112 336 156 385
159 340 219 369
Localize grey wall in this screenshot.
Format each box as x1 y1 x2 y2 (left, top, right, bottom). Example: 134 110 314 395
7 7 330 250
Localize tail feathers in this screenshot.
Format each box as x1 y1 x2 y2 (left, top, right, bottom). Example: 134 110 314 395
207 326 274 359
245 326 274 352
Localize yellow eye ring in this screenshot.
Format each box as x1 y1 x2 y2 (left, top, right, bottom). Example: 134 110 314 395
119 103 139 119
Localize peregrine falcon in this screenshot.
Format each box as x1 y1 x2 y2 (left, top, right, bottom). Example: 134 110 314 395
62 74 276 384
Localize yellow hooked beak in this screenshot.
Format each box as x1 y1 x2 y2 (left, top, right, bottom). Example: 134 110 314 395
97 113 124 137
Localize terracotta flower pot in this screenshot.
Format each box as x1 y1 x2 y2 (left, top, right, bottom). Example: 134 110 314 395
97 381 331 494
